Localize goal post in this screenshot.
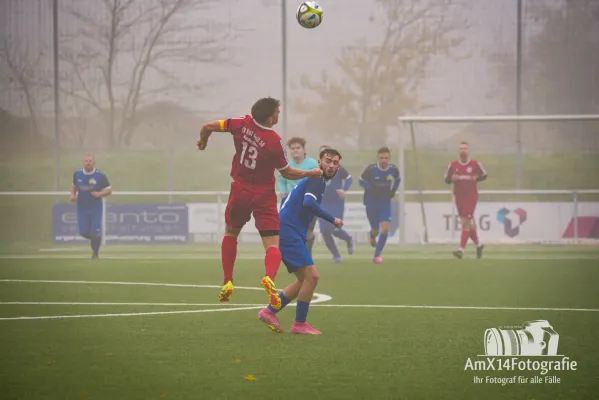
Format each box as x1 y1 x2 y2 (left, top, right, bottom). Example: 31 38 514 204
396 114 599 245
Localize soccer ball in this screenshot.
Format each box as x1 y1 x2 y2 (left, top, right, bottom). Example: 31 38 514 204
296 1 323 29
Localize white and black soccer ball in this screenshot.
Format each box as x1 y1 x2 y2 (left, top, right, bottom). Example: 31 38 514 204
296 1 323 29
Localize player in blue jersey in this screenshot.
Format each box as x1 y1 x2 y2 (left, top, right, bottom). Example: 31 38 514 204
277 136 320 255
318 145 354 262
69 154 112 259
359 147 400 264
258 148 343 335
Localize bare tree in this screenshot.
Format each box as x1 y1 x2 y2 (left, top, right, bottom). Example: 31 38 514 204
294 0 468 146
60 0 230 148
489 0 599 115
0 36 48 138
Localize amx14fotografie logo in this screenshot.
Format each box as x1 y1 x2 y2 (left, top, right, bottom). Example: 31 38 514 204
465 320 578 386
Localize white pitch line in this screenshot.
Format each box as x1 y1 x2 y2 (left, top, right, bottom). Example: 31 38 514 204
0 302 265 307
0 279 333 304
0 306 263 321
308 304 599 312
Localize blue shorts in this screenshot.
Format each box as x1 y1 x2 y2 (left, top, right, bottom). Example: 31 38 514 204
280 234 313 273
78 208 102 237
366 201 391 230
318 203 344 234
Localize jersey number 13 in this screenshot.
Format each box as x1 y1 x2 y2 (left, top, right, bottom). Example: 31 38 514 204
240 141 258 170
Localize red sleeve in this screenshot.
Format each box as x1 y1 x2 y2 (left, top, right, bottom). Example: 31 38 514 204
269 137 289 171
219 115 249 134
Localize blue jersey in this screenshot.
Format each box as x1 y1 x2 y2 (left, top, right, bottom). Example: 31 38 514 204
280 177 335 241
359 163 401 204
72 169 110 211
321 165 353 205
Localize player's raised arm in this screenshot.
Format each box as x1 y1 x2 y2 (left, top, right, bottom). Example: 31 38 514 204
197 117 245 150
279 166 322 180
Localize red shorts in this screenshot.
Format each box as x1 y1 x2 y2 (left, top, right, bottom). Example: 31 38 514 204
455 197 477 219
225 182 279 231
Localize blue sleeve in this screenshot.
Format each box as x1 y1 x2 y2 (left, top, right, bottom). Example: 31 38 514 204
303 194 335 224
391 167 401 193
99 173 110 190
359 166 372 191
343 175 353 191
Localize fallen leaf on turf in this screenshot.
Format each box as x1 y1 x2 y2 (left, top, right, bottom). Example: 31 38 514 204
104 353 113 356
47 360 56 364
235 359 241 363
161 394 167 397
79 394 86 398
141 329 147 332
244 375 257 381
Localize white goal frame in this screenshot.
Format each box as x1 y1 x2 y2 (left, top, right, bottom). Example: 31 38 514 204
396 114 599 245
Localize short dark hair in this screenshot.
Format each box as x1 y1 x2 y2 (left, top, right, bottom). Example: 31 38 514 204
377 146 391 155
319 148 342 160
460 141 469 145
251 97 280 125
287 136 307 148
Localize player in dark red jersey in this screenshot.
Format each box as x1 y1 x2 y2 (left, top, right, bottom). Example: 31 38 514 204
197 97 322 309
444 141 487 259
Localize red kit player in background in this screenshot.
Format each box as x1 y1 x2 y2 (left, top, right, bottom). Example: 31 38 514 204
444 141 487 259
197 97 322 309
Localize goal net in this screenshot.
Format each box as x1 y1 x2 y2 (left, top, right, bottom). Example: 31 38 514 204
396 115 599 245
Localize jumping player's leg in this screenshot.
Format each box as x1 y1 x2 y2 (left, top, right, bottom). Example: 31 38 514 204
319 217 341 261
366 205 380 247
254 194 284 310
374 202 392 263
219 185 251 302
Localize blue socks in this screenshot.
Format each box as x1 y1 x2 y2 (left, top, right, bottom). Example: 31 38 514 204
322 232 340 259
268 291 291 314
333 228 352 243
295 300 310 323
91 236 101 256
375 233 388 257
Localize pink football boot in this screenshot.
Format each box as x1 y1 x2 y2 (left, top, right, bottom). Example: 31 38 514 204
291 321 322 335
258 307 284 333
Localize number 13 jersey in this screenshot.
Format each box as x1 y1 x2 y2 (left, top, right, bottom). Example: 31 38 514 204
219 115 289 193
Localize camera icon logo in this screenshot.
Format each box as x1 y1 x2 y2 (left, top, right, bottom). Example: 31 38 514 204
484 320 560 356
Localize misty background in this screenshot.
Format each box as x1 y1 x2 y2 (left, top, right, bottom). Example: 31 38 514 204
1 0 598 193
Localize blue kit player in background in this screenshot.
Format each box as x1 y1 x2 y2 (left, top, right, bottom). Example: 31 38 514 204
318 144 354 262
69 154 112 259
359 147 400 264
258 148 344 335
277 137 320 255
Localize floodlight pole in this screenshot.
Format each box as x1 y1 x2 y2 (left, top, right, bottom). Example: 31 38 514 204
515 0 523 190
281 0 288 142
53 0 61 194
